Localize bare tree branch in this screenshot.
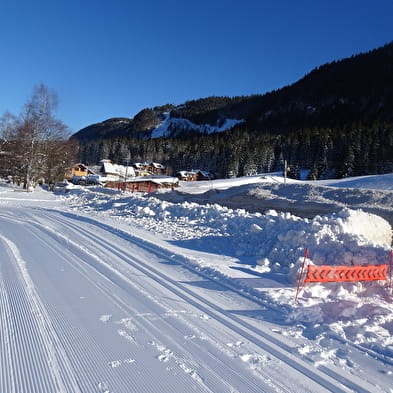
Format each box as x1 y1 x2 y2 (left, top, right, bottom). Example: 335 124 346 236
0 84 76 188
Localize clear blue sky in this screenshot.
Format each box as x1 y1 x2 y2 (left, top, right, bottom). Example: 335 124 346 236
1 0 392 134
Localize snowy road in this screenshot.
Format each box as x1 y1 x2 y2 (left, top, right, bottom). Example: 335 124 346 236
0 205 389 392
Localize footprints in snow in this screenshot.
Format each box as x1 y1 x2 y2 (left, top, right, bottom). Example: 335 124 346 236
108 358 136 368
149 340 204 383
98 312 208 382
99 314 112 323
98 311 271 381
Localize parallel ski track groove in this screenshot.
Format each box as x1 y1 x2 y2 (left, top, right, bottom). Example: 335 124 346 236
25 208 393 369
0 210 218 393
25 226 182 393
1 236 60 393
38 211 367 393
4 216 150 393
8 209 285 393
0 256 17 393
0 235 74 393
29 215 262 393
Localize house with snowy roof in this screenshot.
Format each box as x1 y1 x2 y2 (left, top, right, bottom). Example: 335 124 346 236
132 161 166 176
106 175 178 193
65 163 95 180
99 160 135 181
176 169 213 181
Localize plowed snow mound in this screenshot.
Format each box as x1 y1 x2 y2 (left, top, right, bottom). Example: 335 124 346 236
154 180 393 229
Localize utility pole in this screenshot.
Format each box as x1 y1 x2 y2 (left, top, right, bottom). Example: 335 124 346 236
284 160 287 184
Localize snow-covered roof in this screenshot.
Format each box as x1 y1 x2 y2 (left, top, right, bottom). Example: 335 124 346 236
102 162 135 177
177 169 211 177
128 175 178 184
178 170 190 175
133 161 165 169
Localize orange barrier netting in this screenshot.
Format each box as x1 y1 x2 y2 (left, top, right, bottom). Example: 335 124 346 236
295 249 393 302
304 264 388 283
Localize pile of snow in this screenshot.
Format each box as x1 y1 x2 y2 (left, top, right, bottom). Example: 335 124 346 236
334 208 392 246
60 181 393 353
61 187 392 282
60 183 393 357
155 175 393 229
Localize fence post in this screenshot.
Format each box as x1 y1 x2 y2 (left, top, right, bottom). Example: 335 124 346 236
295 248 309 302
388 250 393 289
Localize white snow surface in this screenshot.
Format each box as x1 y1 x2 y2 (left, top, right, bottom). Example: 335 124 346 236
150 113 244 138
1 173 393 393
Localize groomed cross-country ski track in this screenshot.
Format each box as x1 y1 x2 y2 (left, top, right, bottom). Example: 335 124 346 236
1 200 387 393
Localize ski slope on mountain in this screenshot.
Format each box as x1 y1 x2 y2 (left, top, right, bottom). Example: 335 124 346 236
0 174 392 392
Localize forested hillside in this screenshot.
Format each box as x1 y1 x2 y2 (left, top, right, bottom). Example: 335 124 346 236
73 42 393 179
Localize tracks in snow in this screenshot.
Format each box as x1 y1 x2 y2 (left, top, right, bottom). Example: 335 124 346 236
0 207 387 393
0 233 82 393
1 210 269 393
34 209 383 393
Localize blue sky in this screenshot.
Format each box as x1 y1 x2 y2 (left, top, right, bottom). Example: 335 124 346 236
1 0 392 133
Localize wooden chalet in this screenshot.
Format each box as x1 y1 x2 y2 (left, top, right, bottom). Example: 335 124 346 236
176 170 212 181
106 175 178 193
132 162 166 176
65 163 95 180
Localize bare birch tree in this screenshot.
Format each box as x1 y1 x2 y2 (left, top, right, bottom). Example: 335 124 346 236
0 84 77 188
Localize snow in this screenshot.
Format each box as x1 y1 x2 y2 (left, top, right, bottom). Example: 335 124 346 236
101 162 136 178
0 173 392 392
317 173 393 190
150 113 244 138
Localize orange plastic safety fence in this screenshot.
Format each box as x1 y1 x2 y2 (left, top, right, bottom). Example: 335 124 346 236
305 264 388 283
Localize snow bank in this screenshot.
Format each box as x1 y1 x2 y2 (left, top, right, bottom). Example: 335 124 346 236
155 178 393 234
332 208 392 246
3 179 393 374
62 189 392 280
61 186 393 353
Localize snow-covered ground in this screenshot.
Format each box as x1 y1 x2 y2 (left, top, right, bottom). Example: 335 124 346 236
0 173 392 393
153 173 393 227
150 112 244 138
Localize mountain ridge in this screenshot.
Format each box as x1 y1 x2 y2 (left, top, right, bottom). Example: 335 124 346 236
72 42 393 179
72 41 393 143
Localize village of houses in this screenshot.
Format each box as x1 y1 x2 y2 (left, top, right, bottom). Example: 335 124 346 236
63 160 213 193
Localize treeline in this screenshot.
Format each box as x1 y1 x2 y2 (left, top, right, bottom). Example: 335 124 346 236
79 121 393 179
